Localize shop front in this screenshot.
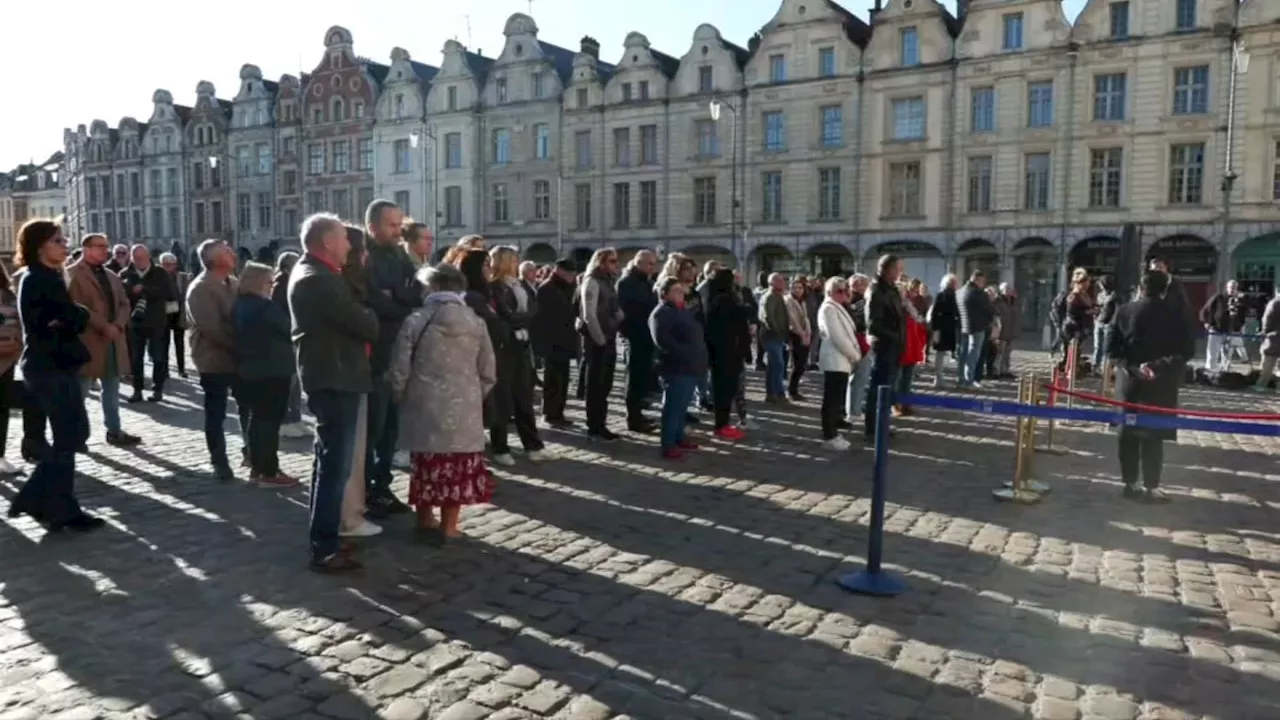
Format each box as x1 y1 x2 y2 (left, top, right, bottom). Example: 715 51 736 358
956 238 1002 287
1147 235 1217 311
1068 236 1119 279
1232 232 1280 316
750 244 800 280
864 240 947 288
807 243 855 278
1013 237 1058 333
681 244 736 272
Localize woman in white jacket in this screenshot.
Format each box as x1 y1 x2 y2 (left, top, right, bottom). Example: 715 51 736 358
817 276 862 450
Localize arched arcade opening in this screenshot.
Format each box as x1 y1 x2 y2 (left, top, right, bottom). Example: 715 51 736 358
955 238 1001 286
1233 232 1280 316
863 241 947 288
807 243 854 278
1013 237 1057 333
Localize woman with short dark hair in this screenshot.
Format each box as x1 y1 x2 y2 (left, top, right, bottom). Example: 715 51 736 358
7 219 101 532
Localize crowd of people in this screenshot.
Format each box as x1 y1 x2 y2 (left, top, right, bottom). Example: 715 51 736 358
1 199 1240 569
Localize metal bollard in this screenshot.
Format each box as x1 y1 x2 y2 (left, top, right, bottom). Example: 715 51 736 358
994 374 1042 503
836 385 907 596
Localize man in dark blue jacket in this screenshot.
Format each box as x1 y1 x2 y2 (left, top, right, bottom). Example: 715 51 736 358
955 270 994 388
362 199 420 519
617 249 659 432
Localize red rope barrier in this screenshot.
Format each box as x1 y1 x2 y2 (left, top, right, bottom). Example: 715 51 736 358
1043 384 1280 421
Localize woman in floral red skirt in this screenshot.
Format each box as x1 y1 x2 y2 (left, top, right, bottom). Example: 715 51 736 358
389 262 497 544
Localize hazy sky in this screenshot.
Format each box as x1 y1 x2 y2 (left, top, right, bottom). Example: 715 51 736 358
0 0 1087 171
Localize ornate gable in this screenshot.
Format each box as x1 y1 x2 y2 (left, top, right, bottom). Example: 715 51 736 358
865 0 955 71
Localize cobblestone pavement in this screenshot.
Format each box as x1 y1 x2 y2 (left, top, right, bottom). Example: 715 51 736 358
1 348 1279 720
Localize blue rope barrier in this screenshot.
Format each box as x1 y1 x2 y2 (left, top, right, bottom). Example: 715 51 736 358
897 392 1280 437
836 385 907 598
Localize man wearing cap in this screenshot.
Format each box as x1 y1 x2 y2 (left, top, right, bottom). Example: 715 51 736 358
533 259 579 427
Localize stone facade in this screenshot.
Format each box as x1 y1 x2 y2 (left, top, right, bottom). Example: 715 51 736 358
185 82 231 253
139 90 190 255
426 42 493 246
227 65 279 257
273 74 305 249
0 155 64 255
372 48 436 226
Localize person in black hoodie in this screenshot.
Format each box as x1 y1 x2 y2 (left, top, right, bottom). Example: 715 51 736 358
704 268 750 441
119 244 178 403
8 219 102 532
533 259 579 427
616 249 659 432
863 254 907 442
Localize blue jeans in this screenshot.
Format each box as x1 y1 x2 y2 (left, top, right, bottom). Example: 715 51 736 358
958 331 986 385
199 372 245 468
1093 324 1111 367
764 340 787 398
365 376 399 501
863 350 902 438
695 372 711 409
661 374 697 450
307 389 361 561
845 353 872 418
79 343 122 433
14 372 89 524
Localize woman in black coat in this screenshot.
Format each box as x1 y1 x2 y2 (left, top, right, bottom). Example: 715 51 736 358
486 246 546 464
1107 271 1194 503
928 274 959 388
703 268 751 440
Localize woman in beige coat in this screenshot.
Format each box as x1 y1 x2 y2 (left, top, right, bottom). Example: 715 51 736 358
390 264 497 545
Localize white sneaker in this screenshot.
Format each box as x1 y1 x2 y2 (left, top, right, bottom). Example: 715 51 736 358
739 418 752 429
340 520 383 538
970 381 984 390
393 450 411 469
0 458 18 474
491 453 516 467
822 437 851 451
279 422 308 439
526 449 552 462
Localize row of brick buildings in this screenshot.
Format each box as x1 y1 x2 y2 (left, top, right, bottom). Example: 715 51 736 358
57 0 1280 328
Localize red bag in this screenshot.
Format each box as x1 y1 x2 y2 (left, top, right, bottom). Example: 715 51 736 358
855 332 870 356
900 316 926 367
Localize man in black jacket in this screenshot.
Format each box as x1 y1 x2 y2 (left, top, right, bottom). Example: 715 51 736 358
362 199 419 518
954 270 994 389
533 260 579 427
616 249 658 432
119 244 179 402
863 254 906 442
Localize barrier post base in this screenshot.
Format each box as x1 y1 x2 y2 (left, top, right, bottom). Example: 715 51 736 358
1034 445 1068 456
1005 479 1052 495
836 568 908 597
992 487 1043 504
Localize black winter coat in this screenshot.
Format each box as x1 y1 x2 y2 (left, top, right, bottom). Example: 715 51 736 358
929 286 959 352
533 276 579 361
119 264 178 330
1108 296 1194 442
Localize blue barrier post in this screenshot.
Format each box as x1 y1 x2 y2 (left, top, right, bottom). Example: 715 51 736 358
837 385 907 597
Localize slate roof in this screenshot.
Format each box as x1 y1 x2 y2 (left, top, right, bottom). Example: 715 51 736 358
651 48 681 78
409 59 440 86
827 0 874 47
362 59 391 85
465 50 495 88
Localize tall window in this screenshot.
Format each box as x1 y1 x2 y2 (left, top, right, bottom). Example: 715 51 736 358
1002 13 1024 50
394 190 411 217
971 87 995 133
1273 141 1280 201
331 140 349 173
892 97 926 140
698 66 714 93
1110 2 1130 39
1168 143 1205 205
1175 0 1196 30
1028 82 1054 128
330 190 349 221
967 156 993 213
820 106 842 147
237 193 252 230
444 186 463 226
282 170 298 196
621 83 633 102
639 181 658 227
693 177 717 224
533 180 551 220
445 133 462 168
613 128 631 167
769 54 786 83
761 171 782 222
491 128 511 164
1172 66 1209 115
150 208 162 236
695 120 718 156
193 204 204 234
257 192 271 228
193 162 204 190
357 188 374 215
1093 73 1127 121
574 183 592 230
534 124 550 160
211 201 223 233
168 207 180 236
1088 148 1124 208
612 183 630 228
640 125 658 165
1024 153 1051 211
818 168 841 220
763 112 785 151
306 191 324 214
888 162 921 216
576 88 589 108
446 86 458 111
900 27 920 67
257 144 272 175
818 47 836 77
358 139 373 171
495 78 508 103
573 130 593 168
394 138 412 173
237 146 253 177
532 72 545 99
491 183 509 223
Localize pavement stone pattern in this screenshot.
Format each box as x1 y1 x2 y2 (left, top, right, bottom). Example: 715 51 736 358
0 347 1278 720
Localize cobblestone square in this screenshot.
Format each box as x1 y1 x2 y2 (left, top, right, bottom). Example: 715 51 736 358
0 349 1278 719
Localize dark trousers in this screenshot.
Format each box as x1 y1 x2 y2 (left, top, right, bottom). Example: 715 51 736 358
1119 433 1165 489
365 376 399 501
307 389 360 561
129 324 170 394
863 350 902 438
821 371 849 440
11 373 88 524
168 317 186 375
583 340 616 433
788 333 809 395
199 372 241 469
0 367 13 455
492 346 543 453
22 397 47 452
709 361 739 429
542 355 571 420
240 377 289 476
625 341 654 423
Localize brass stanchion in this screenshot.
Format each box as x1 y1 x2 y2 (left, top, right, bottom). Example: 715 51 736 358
1012 372 1052 496
1101 358 1114 397
994 374 1042 504
1036 366 1067 455
1065 338 1079 411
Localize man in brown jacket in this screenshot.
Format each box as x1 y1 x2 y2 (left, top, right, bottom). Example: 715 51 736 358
186 238 242 481
66 233 142 447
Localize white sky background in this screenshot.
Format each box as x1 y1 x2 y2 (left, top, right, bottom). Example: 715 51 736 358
0 0 1086 171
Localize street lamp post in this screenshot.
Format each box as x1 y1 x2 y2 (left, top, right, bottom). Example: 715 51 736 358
709 96 740 267
410 126 440 239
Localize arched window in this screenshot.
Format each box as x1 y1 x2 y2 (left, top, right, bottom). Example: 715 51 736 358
332 98 346 122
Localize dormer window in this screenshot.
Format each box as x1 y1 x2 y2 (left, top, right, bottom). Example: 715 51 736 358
621 83 632 102
532 72 545 99
332 98 346 122
355 102 365 119
769 55 786 83
447 86 458 111
901 27 920 67
638 81 650 101
698 66 713 93
312 106 323 124
576 87 589 109
496 78 508 103
394 94 404 118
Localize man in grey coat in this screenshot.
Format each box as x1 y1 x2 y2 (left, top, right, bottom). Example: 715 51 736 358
955 271 993 388
288 212 380 573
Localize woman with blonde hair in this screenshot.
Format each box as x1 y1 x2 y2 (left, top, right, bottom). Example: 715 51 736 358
486 245 548 465
442 234 486 267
